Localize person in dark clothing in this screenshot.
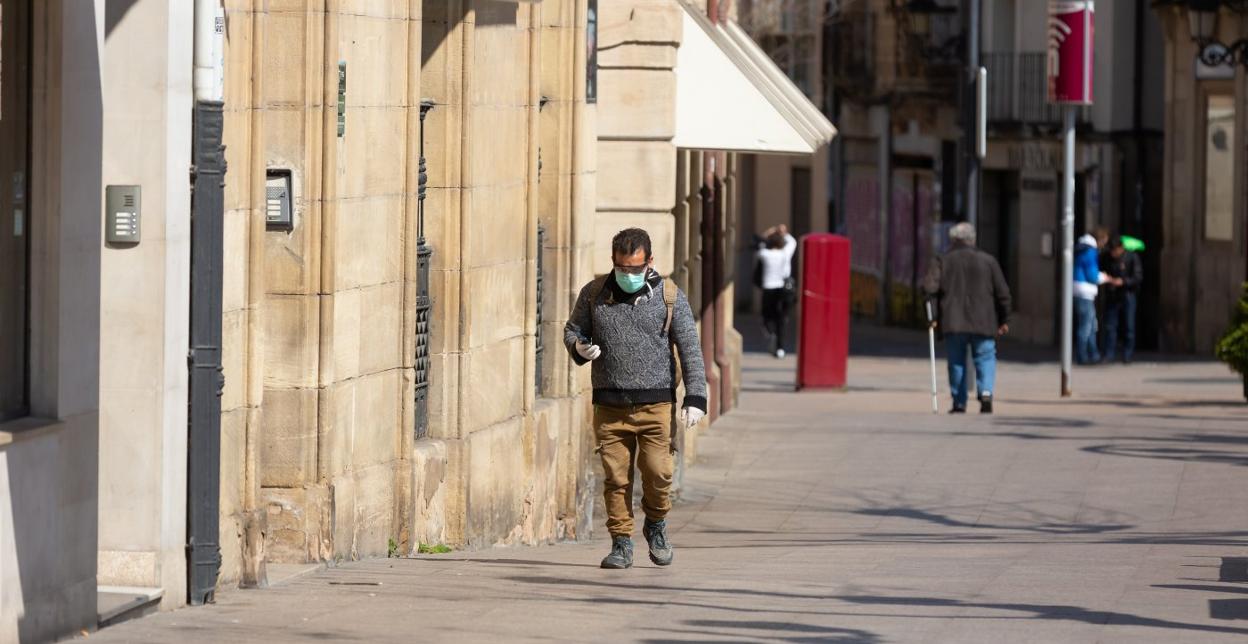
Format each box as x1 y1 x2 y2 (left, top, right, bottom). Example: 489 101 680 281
923 222 1012 414
1100 236 1143 363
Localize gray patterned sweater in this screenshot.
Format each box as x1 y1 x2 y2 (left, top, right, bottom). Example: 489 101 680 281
563 271 708 412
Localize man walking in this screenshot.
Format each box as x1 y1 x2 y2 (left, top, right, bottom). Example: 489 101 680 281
923 222 1012 414
564 228 708 569
1100 236 1142 363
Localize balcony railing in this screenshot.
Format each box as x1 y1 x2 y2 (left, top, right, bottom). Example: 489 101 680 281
985 52 1090 126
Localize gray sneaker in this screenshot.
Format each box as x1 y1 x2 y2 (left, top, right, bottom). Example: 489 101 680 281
643 519 673 566
600 536 633 569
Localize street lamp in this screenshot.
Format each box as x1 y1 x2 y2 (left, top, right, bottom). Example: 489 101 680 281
1186 0 1248 66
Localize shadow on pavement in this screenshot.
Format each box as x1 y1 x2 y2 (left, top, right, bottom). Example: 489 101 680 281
833 595 1248 636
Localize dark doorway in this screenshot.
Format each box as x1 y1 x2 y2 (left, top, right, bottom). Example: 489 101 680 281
790 166 812 239
0 0 32 421
980 170 1020 305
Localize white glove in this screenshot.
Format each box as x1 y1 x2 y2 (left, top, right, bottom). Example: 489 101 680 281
680 406 705 430
575 340 601 361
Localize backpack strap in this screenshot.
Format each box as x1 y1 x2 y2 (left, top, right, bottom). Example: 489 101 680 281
586 274 610 338
662 279 677 335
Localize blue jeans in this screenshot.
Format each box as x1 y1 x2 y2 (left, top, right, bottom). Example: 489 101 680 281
946 333 997 409
1075 298 1100 364
1102 292 1137 362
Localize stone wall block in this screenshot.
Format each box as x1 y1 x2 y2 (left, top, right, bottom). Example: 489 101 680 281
223 209 250 312
351 369 403 470
598 43 677 70
263 293 320 389
341 106 408 199
429 267 462 357
539 172 572 239
596 140 676 211
262 487 320 563
259 387 319 488
427 350 460 440
347 463 398 559
471 20 528 107
421 15 463 107
222 308 248 412
223 8 255 111
599 1 681 48
410 439 449 550
463 336 526 432
421 104 463 191
322 378 356 480
538 100 572 177
338 0 409 19
263 199 318 296
262 11 308 106
340 14 408 109
464 262 528 350
465 183 528 268
468 106 529 187
358 281 404 374
540 26 574 99
573 106 598 174
331 287 362 382
597 69 675 139
423 187 462 272
466 418 529 546
329 473 357 561
334 196 404 290
220 408 248 522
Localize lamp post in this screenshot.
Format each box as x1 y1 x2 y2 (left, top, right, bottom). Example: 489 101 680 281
1187 0 1248 66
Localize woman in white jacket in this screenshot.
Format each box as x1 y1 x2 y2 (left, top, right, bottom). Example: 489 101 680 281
755 225 798 358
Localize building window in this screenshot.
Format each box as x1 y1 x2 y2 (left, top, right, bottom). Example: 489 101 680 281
586 0 597 103
1204 92 1235 242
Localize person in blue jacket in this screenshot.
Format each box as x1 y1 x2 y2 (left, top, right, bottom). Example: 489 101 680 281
1073 232 1119 364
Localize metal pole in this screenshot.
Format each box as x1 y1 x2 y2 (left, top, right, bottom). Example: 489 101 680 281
1060 106 1076 397
926 301 939 414
964 0 981 226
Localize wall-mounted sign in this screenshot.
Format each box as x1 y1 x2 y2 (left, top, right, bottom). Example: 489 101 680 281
1047 0 1094 105
587 0 598 104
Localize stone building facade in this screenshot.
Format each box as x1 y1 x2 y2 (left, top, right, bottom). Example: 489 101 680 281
830 0 1167 348
215 0 602 586
1 0 828 640
1153 3 1248 353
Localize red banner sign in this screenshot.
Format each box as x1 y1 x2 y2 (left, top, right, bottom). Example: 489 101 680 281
1047 1 1094 105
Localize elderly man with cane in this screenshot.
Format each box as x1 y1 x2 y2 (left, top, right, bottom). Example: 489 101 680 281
923 222 1013 414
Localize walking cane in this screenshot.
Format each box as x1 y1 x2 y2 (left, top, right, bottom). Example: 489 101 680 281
926 301 939 414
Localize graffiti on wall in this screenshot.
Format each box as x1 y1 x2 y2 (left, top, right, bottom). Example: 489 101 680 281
843 166 939 323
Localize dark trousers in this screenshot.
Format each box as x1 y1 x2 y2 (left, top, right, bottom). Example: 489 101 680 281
1102 292 1137 362
761 288 789 352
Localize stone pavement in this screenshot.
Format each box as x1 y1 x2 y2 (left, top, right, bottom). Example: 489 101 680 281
90 325 1248 643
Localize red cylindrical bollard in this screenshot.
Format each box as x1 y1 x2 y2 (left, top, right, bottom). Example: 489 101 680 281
797 234 851 390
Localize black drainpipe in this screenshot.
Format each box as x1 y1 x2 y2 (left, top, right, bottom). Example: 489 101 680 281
187 99 226 605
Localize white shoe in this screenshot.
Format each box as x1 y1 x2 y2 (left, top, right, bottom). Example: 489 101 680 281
775 349 786 359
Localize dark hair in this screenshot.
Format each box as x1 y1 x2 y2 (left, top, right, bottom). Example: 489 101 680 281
1108 236 1124 250
612 228 652 259
766 232 785 249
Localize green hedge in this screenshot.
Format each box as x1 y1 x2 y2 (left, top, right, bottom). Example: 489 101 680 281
1214 283 1248 376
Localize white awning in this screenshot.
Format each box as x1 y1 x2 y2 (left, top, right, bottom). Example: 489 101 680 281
673 1 836 155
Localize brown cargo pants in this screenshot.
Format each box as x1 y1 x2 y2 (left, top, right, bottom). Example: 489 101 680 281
594 402 674 537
